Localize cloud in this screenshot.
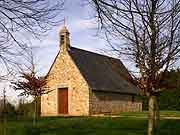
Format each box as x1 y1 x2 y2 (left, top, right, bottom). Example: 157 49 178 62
73 18 98 31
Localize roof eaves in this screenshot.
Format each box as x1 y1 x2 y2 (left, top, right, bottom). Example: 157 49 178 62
91 88 140 95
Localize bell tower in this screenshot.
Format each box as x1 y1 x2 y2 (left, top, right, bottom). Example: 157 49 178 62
59 26 70 51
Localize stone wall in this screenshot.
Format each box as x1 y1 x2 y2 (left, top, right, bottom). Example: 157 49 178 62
41 50 90 116
89 91 142 114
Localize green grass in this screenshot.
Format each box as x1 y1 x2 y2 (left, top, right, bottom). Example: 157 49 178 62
117 111 180 118
0 111 180 135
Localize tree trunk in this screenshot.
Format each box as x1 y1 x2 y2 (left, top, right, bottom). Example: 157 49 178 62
148 94 159 135
154 96 159 127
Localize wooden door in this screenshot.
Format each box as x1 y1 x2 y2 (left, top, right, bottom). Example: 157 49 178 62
58 88 68 114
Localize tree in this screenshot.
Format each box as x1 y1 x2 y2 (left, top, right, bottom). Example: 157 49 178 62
11 50 50 125
0 0 64 75
12 72 49 124
88 0 180 135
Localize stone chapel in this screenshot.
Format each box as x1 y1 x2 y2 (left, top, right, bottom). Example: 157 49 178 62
41 26 142 116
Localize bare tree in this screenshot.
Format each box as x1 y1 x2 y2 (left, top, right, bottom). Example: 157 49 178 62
0 0 64 74
88 0 180 135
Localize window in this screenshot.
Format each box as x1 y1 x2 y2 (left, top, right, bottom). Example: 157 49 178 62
132 96 135 103
61 35 65 44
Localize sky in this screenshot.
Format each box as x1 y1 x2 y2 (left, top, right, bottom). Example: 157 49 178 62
1 0 179 105
1 0 148 104
33 0 109 75
0 0 110 104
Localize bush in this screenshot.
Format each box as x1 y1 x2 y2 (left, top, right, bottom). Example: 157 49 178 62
0 100 16 119
16 98 41 118
142 89 180 111
159 90 180 110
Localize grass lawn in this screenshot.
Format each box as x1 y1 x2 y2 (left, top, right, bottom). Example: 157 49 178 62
0 111 180 135
118 111 180 118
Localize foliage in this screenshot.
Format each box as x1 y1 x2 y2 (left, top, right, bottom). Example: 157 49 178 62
16 98 41 118
143 90 180 111
12 73 47 97
158 69 180 110
11 70 49 125
0 100 16 119
159 90 180 110
159 69 180 90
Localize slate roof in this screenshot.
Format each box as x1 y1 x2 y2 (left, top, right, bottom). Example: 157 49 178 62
69 47 140 95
